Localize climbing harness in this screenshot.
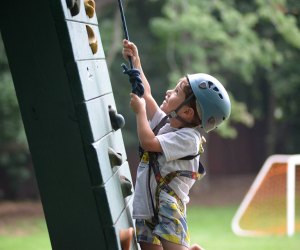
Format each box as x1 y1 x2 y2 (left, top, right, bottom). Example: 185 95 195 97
148 151 205 225
117 0 144 97
140 116 206 227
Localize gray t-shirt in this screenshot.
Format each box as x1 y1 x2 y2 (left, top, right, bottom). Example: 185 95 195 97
132 109 201 219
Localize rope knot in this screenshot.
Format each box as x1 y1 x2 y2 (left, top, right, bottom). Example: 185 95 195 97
121 63 144 97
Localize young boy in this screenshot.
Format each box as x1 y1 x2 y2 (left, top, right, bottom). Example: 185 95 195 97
123 39 231 250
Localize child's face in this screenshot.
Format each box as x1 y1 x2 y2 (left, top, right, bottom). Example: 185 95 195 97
160 77 188 114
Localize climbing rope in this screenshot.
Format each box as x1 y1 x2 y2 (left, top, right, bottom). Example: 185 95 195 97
121 64 144 97
117 0 144 97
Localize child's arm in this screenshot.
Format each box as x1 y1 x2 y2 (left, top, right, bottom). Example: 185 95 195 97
123 40 159 120
130 93 162 152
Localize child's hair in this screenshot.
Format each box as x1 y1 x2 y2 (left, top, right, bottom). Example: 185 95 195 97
182 78 202 127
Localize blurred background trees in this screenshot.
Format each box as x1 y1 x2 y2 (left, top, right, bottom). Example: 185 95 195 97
1 0 300 199
0 35 32 199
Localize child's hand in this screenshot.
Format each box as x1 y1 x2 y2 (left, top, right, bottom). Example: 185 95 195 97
130 93 146 114
122 39 141 68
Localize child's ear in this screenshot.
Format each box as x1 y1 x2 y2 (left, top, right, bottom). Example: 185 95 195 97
184 107 194 118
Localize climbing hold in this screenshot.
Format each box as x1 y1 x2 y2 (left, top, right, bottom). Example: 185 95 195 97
66 0 81 16
84 0 95 18
120 176 132 198
86 25 98 54
108 147 123 168
120 227 134 250
109 105 125 131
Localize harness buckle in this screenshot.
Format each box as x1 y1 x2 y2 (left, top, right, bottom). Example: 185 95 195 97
168 111 177 118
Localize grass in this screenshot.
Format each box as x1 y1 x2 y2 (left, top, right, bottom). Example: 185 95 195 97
0 218 51 250
187 206 300 250
0 205 299 250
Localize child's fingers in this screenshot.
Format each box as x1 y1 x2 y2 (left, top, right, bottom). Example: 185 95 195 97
130 93 142 107
129 93 138 111
123 39 132 49
130 93 138 100
129 93 136 104
122 49 134 61
123 48 133 57
123 40 137 54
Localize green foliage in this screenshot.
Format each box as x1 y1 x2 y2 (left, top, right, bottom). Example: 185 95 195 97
0 35 29 199
257 0 300 48
98 0 300 150
150 0 282 137
149 0 300 149
99 0 169 147
0 35 26 144
0 72 26 143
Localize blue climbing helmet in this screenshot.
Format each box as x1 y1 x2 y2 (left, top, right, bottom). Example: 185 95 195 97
187 73 231 133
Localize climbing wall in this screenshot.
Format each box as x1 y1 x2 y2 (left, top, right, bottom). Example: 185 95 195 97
0 0 137 249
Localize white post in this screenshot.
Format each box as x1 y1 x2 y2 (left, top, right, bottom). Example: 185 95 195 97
286 158 296 237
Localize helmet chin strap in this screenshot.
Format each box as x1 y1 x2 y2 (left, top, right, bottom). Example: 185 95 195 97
168 111 189 127
167 94 195 126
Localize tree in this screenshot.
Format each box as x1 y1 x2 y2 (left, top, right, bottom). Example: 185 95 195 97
98 0 169 147
149 0 300 154
254 0 300 153
0 35 30 199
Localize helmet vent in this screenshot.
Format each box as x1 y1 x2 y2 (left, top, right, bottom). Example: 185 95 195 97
211 85 223 99
199 81 207 89
208 81 213 88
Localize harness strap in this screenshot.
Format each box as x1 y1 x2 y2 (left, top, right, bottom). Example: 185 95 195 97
148 152 185 219
153 115 169 135
164 170 202 182
142 115 205 225
149 151 204 221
